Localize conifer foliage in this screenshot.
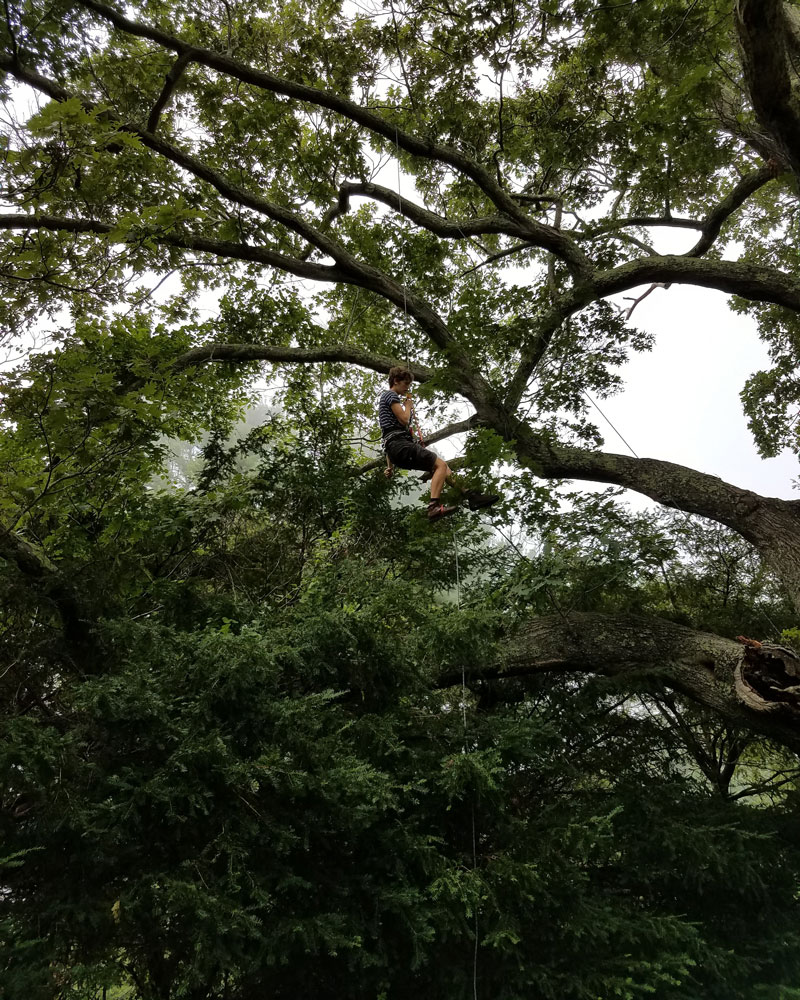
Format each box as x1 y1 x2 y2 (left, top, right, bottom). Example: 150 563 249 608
2 1 800 997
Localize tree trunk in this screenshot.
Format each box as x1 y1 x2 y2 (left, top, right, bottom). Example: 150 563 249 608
736 0 800 186
439 613 800 751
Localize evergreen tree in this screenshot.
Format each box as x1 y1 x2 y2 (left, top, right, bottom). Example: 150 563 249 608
3 2 800 996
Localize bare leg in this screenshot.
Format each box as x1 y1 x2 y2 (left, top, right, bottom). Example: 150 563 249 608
420 467 464 491
430 457 451 500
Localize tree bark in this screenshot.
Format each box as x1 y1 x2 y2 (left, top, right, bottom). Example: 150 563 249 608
440 612 800 751
167 344 800 613
736 0 800 186
486 413 800 614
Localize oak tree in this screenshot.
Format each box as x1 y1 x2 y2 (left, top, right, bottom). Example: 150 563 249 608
4 4 800 995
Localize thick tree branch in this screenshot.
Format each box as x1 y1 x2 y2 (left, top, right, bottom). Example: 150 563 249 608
0 213 350 283
0 214 112 236
171 343 436 385
480 413 800 611
438 612 800 751
336 182 524 239
594 254 800 312
0 213 481 406
736 0 800 185
73 0 592 277
0 522 87 648
147 49 194 133
0 522 60 579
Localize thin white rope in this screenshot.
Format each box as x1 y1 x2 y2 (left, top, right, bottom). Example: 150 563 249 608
453 526 468 735
394 124 409 330
452 526 479 1000
583 390 784 636
582 390 641 459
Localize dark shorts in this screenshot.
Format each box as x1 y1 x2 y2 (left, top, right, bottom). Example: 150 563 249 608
384 433 439 473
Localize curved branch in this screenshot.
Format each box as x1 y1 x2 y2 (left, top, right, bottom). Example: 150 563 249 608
337 182 523 239
0 522 60 579
504 288 594 411
576 164 780 259
506 416 784 527
171 342 436 384
594 254 800 312
438 612 800 750
476 411 800 611
147 49 194 133
687 163 780 257
73 0 592 276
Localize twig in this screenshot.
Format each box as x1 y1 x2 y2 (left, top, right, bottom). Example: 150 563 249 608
623 282 669 320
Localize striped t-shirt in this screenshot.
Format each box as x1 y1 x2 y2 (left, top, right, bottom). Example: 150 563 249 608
378 389 408 439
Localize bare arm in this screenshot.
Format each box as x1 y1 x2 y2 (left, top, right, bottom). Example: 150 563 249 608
390 397 413 426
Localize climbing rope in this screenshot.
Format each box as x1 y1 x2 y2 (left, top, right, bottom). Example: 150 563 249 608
582 389 784 638
394 110 479 995
394 122 413 368
452 526 480 1000
407 395 425 445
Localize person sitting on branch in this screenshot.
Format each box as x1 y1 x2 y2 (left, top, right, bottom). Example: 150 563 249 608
379 366 499 521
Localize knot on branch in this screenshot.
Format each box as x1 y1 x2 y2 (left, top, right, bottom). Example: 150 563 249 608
734 637 800 716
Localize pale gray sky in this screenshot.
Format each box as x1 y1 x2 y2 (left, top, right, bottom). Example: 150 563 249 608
599 281 798 502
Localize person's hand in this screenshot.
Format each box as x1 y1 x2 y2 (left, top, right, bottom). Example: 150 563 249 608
383 466 394 479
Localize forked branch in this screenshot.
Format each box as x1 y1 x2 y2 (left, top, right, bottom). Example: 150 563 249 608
73 0 592 275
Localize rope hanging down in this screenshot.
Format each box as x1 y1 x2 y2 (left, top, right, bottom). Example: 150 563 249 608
393 123 427 447
452 527 480 1000
582 390 783 638
407 396 425 445
396 103 478 993
394 122 413 366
